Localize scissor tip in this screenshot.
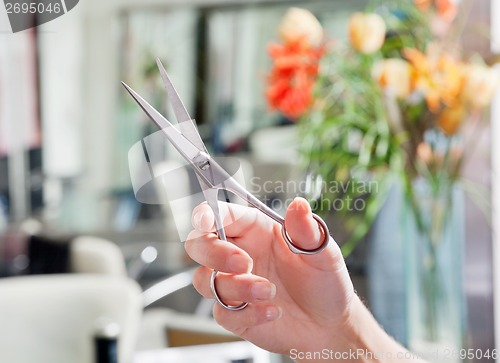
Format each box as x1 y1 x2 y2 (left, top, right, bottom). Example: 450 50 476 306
156 58 167 71
121 82 138 99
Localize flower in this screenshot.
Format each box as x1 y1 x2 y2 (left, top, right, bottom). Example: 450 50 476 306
266 39 323 118
278 7 323 48
348 13 386 54
414 0 458 37
435 0 458 22
414 0 432 10
417 142 434 164
266 10 324 119
414 0 458 22
461 64 500 109
437 105 465 135
403 47 464 112
372 59 412 99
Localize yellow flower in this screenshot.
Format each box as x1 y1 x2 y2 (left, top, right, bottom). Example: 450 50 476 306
403 47 464 112
437 105 465 135
278 8 323 48
348 13 386 54
372 59 412 98
461 64 500 109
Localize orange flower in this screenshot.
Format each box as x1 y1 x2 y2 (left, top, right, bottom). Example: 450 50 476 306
414 0 458 22
403 47 464 112
266 39 324 119
414 0 432 11
437 105 465 135
416 142 433 164
435 0 458 22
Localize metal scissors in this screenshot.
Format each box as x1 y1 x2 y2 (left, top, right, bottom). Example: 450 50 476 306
122 59 331 311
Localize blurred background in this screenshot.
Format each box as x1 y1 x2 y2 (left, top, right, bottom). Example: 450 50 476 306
0 0 498 362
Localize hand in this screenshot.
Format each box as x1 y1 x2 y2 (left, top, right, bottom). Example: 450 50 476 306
185 197 356 355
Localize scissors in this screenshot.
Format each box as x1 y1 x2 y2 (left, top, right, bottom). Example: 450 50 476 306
122 59 332 311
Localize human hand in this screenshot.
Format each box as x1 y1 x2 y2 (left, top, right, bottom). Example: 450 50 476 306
184 197 356 355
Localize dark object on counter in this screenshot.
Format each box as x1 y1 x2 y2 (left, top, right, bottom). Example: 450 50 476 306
94 320 120 363
28 234 72 274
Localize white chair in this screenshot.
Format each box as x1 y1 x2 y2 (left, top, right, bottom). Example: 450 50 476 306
0 274 142 363
136 269 273 362
71 235 127 276
137 268 233 350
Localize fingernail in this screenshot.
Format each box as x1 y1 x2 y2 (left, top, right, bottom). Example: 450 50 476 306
193 211 205 229
251 282 276 301
228 253 251 273
293 197 310 213
266 306 282 321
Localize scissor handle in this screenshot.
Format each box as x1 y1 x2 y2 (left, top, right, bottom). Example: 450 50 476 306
215 170 332 255
204 187 249 311
281 213 331 255
210 270 248 311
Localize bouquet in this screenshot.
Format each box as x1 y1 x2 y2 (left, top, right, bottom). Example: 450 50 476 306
266 1 499 255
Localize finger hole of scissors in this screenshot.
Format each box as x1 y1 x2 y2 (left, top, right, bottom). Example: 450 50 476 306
210 270 249 311
281 213 330 255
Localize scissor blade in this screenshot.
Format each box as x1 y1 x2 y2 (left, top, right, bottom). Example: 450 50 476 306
156 58 191 123
122 82 201 162
156 58 208 154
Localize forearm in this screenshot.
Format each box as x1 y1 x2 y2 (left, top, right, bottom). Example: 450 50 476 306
293 296 427 363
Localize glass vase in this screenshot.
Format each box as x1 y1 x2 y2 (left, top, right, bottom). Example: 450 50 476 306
403 180 466 363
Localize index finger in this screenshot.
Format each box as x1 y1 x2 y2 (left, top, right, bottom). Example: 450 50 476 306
191 202 266 238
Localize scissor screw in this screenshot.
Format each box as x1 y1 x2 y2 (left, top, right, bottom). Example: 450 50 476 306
198 160 210 170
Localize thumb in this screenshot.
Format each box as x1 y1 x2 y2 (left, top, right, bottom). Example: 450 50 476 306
284 197 344 270
284 197 323 251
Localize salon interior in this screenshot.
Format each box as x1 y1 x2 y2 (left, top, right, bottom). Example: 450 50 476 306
0 0 499 362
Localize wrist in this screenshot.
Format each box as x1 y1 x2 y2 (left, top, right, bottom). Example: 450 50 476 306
293 295 425 363
291 295 365 363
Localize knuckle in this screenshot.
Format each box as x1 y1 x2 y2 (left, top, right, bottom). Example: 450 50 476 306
212 304 226 326
212 305 241 333
192 267 219 299
186 229 199 243
192 267 206 290
205 245 223 270
184 233 197 254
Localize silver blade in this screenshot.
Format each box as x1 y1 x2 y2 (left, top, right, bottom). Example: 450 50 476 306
156 58 208 154
122 82 201 162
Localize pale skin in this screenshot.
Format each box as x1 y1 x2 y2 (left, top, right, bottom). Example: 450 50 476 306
185 197 427 363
